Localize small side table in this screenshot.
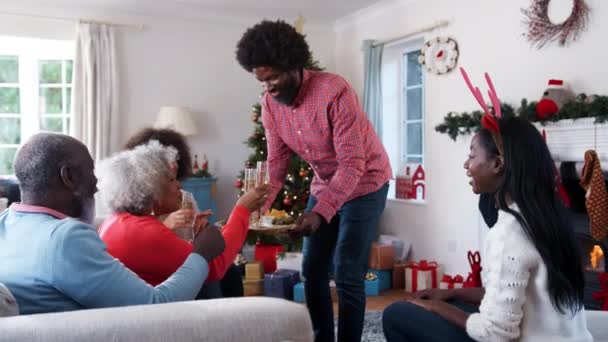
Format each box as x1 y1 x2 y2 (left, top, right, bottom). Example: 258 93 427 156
181 177 218 224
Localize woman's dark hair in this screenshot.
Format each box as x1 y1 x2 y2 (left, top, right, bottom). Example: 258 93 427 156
480 116 585 315
124 128 192 181
236 20 311 72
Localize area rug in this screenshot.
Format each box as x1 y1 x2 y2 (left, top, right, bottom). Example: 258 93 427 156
334 311 386 342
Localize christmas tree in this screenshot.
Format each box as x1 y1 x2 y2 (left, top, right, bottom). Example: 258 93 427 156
235 48 323 251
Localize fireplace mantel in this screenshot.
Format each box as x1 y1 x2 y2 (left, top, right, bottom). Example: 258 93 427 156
533 118 608 165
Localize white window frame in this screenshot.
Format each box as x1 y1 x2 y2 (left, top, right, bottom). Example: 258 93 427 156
401 48 425 166
381 38 425 200
0 36 74 176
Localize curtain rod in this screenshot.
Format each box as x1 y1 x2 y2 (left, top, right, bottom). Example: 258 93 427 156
0 11 145 31
373 20 450 47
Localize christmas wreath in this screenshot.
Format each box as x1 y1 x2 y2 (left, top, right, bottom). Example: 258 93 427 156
522 0 590 48
435 94 608 141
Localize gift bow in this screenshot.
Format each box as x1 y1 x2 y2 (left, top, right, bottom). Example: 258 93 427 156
593 273 608 311
365 272 378 281
442 274 464 283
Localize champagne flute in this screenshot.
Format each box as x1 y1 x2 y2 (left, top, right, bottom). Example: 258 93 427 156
244 167 260 227
178 190 197 241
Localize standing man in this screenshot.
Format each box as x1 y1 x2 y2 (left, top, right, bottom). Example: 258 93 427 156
236 20 392 342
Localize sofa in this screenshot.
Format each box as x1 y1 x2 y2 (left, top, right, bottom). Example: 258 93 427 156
0 297 313 342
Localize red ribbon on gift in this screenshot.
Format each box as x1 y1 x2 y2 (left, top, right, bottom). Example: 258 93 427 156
468 251 482 287
593 272 608 311
441 274 464 289
407 260 439 290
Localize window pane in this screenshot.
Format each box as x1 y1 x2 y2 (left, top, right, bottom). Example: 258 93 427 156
40 87 62 113
407 157 423 164
66 87 72 113
0 87 20 113
39 60 62 84
406 51 422 86
0 117 20 144
0 148 17 175
406 88 422 120
65 117 71 134
41 117 64 133
0 56 18 83
65 60 73 83
406 122 422 155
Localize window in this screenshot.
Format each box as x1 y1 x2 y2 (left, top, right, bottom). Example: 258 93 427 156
381 38 425 199
403 50 424 165
0 36 74 175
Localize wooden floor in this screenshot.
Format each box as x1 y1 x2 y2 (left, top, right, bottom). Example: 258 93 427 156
331 289 409 312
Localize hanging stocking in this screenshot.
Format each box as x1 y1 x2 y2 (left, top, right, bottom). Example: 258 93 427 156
580 150 608 241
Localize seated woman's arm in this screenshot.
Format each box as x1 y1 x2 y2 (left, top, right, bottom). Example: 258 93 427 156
205 185 270 282
451 287 485 305
205 205 250 282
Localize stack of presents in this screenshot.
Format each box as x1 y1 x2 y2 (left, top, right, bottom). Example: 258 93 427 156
238 239 483 301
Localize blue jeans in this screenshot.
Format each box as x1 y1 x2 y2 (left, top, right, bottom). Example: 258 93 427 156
302 183 389 342
382 300 478 342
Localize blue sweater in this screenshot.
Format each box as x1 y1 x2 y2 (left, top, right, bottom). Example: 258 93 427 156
0 207 209 314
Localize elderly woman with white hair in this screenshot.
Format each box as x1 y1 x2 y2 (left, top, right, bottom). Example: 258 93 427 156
97 141 270 287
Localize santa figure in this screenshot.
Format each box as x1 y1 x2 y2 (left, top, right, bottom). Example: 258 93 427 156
536 79 574 120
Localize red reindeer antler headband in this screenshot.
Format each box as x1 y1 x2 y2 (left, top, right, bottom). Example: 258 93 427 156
460 67 503 155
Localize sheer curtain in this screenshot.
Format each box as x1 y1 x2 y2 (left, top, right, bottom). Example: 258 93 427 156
362 39 384 137
71 22 118 161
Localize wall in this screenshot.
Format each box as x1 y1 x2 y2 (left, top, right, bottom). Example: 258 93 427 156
334 0 608 273
0 4 336 219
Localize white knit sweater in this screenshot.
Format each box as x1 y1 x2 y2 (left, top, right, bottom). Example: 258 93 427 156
466 204 593 342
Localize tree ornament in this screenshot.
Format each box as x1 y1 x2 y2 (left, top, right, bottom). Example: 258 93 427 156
234 179 243 188
299 168 308 177
251 113 259 122
522 0 590 49
283 197 293 206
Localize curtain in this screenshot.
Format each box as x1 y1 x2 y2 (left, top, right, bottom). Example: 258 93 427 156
71 22 118 161
362 39 384 136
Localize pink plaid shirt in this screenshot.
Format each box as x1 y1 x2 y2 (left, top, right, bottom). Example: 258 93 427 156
262 70 392 222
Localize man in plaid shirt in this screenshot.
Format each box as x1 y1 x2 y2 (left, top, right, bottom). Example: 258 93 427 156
237 20 391 342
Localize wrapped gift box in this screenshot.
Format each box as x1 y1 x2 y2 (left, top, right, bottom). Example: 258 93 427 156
378 235 411 261
392 263 407 289
277 252 303 273
368 269 391 292
405 260 442 293
293 282 305 303
243 279 264 296
245 261 265 281
368 243 395 270
264 269 299 300
255 243 284 273
365 279 380 296
439 274 464 289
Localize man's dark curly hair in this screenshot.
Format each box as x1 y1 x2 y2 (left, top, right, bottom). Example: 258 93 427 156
124 128 192 181
236 20 311 72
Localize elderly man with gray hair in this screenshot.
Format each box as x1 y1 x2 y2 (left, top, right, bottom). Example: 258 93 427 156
0 133 226 315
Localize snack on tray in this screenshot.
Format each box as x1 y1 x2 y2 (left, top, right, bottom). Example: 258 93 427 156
261 209 295 226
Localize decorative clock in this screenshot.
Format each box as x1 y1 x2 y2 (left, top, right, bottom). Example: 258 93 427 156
418 37 459 75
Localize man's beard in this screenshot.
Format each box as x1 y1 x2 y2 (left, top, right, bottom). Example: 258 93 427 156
272 77 300 105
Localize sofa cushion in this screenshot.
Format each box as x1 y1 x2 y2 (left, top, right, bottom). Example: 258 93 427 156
0 283 18 317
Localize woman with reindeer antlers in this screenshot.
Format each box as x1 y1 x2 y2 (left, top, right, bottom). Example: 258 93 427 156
382 68 591 341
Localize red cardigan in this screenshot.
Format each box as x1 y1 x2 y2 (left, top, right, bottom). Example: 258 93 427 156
98 205 250 286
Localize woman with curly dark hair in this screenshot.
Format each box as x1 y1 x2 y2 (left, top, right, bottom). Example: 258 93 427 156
124 127 193 181
237 20 392 342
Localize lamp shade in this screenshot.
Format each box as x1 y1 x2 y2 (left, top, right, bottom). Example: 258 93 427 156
154 106 198 136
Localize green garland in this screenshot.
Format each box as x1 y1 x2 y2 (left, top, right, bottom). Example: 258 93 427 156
435 94 608 141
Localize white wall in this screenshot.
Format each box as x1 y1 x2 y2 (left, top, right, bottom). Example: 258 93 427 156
334 0 608 274
0 5 335 219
